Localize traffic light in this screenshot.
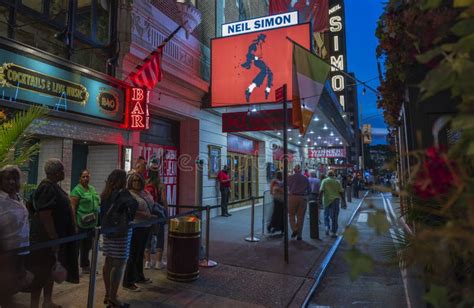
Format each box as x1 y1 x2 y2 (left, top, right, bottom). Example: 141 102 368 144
362 124 372 144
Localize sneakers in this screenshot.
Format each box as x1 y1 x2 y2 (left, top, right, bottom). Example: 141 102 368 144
136 278 152 284
123 284 141 292
156 261 166 270
330 232 338 238
144 261 150 270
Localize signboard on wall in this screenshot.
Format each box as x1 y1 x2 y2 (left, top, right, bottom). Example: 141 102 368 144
222 109 294 132
328 0 347 110
0 38 126 122
309 147 346 158
138 144 178 214
221 11 299 37
211 23 311 107
126 87 150 130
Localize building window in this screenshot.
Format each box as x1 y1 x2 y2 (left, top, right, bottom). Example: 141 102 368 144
22 0 44 13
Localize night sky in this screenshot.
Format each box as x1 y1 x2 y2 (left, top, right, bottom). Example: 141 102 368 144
345 0 387 144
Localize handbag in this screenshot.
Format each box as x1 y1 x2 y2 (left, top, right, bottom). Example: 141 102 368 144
150 203 168 220
80 212 96 226
101 192 130 238
51 253 67 284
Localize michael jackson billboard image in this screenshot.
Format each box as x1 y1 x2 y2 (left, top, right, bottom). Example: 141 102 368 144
211 23 310 107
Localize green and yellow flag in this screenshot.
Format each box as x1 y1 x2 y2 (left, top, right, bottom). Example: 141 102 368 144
292 43 331 134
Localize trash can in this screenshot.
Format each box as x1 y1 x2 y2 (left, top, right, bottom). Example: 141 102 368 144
309 200 319 239
167 216 201 282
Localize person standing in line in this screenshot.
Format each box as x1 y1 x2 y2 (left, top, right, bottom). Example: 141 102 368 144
144 159 168 270
267 171 284 234
0 165 32 307
319 169 346 238
308 171 321 206
217 166 232 217
346 174 353 203
287 165 310 240
70 170 100 274
122 173 155 291
304 169 310 178
100 169 138 307
28 158 79 308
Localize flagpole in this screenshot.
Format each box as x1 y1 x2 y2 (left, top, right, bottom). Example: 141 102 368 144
285 36 380 96
125 21 188 82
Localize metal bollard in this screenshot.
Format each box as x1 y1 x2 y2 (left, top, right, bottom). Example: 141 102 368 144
87 227 100 308
199 206 218 267
245 197 260 242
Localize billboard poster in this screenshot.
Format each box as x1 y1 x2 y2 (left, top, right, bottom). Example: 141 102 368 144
211 23 311 107
309 147 346 158
138 144 178 215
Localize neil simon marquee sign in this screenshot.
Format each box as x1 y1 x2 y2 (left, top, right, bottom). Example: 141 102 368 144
222 11 298 37
0 38 126 122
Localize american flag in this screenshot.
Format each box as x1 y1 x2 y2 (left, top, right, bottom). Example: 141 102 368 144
129 46 164 90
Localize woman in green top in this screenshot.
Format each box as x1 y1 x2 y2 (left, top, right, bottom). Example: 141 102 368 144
70 170 100 274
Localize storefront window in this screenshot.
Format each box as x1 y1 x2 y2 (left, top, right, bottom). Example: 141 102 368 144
0 5 9 37
50 0 68 25
22 0 43 13
96 0 109 44
76 0 92 38
73 39 108 73
15 12 68 58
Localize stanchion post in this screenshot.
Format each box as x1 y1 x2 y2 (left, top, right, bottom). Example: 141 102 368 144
87 227 100 308
245 197 260 242
200 206 218 267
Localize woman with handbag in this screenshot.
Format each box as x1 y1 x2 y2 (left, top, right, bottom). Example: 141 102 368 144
144 162 168 270
70 170 100 274
28 158 79 308
122 172 156 291
100 169 138 308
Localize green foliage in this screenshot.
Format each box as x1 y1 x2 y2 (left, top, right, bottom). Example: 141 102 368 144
367 211 391 235
344 226 359 245
343 247 374 281
423 284 449 308
0 106 47 169
373 1 474 306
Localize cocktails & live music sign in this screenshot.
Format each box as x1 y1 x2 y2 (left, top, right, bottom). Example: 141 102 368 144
0 37 126 122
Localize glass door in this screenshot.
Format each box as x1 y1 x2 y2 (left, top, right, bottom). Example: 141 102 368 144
227 152 259 207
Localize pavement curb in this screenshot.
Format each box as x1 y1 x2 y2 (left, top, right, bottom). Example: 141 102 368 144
300 191 369 308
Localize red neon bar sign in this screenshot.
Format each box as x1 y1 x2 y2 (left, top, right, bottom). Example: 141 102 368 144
127 87 149 130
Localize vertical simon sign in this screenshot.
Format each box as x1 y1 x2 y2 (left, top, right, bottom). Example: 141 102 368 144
127 87 150 130
328 0 347 111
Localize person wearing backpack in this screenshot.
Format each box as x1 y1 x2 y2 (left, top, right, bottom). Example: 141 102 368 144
100 169 138 308
70 170 100 275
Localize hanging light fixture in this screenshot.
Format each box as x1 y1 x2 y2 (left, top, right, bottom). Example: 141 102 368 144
313 117 319 121
317 135 322 140
330 131 334 136
309 130 314 134
323 124 328 130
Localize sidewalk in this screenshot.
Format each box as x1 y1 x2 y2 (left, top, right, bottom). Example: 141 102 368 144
12 196 365 308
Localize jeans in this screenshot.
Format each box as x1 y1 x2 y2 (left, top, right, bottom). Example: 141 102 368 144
324 199 340 234
220 187 230 215
123 227 150 286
